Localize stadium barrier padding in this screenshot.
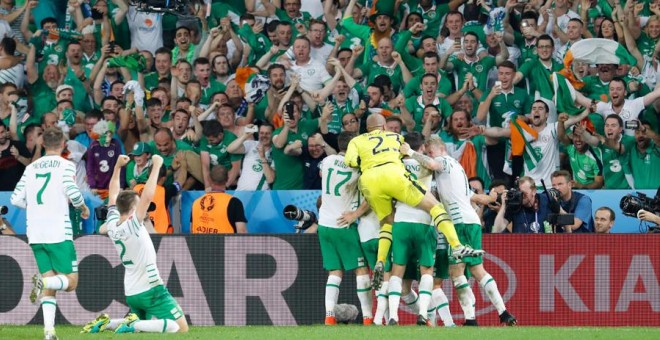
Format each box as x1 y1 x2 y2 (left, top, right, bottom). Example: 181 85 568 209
0 189 656 234
0 234 658 326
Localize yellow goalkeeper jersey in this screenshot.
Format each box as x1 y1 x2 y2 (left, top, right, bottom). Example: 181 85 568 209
344 129 405 172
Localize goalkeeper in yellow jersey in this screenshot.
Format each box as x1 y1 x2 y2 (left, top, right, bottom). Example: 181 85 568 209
344 113 484 289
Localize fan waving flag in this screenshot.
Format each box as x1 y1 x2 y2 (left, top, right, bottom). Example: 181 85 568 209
560 38 637 90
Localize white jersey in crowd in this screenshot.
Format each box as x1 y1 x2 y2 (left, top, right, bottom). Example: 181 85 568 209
394 158 433 225
433 155 481 225
106 207 164 296
318 154 359 228
10 155 84 244
595 97 645 136
127 6 163 55
358 210 380 243
524 122 560 188
236 140 272 191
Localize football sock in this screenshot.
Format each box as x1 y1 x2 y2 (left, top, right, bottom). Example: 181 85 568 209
387 276 402 322
376 224 393 263
401 289 419 314
374 281 389 325
41 296 56 332
417 274 433 315
430 205 460 248
325 275 342 317
43 275 69 291
453 275 476 320
427 305 437 327
480 274 506 314
356 275 373 318
106 319 123 331
133 319 180 333
432 288 454 326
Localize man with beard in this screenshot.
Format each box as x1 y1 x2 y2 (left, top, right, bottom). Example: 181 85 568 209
550 170 594 233
584 78 660 136
261 64 286 122
442 32 509 96
193 58 225 106
626 120 660 189
227 123 275 191
144 48 172 91
476 100 590 187
401 73 452 133
63 41 93 113
26 44 59 118
342 0 399 65
170 108 202 150
440 109 493 189
352 37 410 93
557 113 604 189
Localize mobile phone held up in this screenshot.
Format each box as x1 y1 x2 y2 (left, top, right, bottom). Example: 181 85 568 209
284 101 295 121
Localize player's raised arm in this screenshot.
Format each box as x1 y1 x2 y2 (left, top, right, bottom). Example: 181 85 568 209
108 155 130 206
136 155 164 221
344 139 360 169
400 142 444 172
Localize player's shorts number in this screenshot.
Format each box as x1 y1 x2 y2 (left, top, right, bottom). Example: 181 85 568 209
35 172 51 205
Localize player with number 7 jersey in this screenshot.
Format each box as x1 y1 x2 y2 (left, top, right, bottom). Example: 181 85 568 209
11 127 90 340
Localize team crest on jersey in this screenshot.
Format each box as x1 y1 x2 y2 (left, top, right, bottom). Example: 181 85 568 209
620 110 631 120
108 150 115 158
253 163 263 172
427 10 436 19
494 102 502 107
475 65 484 73
200 195 215 211
514 100 521 107
386 68 395 76
94 153 99 157
301 133 309 140
307 69 315 76
55 45 63 52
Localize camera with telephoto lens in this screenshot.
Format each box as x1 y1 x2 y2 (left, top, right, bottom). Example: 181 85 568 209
501 180 523 214
620 192 660 218
283 205 317 231
543 184 575 227
0 205 8 215
95 203 157 221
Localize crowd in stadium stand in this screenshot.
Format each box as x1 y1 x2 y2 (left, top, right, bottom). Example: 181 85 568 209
0 0 659 234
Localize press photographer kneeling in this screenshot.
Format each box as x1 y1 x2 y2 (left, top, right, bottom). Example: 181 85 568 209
493 176 551 233
547 170 594 233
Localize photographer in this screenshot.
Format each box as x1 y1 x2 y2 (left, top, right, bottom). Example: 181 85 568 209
638 210 660 225
493 176 551 233
482 179 509 233
548 170 594 233
0 209 15 235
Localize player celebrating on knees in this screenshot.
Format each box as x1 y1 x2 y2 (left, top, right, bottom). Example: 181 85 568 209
82 154 189 334
318 131 375 325
407 136 516 326
11 127 90 340
344 113 484 289
387 132 444 327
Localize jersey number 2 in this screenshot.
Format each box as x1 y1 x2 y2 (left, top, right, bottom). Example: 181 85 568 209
35 172 51 205
114 240 134 266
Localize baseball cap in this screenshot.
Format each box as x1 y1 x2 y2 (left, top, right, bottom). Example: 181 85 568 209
129 142 152 156
56 84 74 97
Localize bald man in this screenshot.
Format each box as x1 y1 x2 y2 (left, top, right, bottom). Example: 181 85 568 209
344 114 483 290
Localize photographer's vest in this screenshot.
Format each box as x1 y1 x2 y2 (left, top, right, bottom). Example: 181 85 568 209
192 192 234 234
134 184 173 234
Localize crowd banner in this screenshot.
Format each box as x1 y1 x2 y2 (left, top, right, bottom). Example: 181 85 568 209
0 235 658 326
0 190 655 234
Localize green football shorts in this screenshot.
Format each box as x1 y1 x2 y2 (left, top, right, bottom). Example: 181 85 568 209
31 241 78 274
318 224 366 271
449 223 483 267
126 285 184 321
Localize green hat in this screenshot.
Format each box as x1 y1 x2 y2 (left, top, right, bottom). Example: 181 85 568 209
130 142 152 156
369 0 398 25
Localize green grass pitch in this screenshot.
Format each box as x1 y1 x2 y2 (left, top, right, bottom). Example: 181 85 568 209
1 326 659 340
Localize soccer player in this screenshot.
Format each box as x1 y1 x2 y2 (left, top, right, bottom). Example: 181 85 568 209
81 154 189 333
344 113 483 289
406 136 517 326
10 127 90 340
387 132 449 327
318 131 374 325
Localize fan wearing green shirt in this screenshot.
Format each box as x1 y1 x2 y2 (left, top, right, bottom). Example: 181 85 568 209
441 32 509 98
276 0 312 27
144 47 172 92
513 35 563 98
341 0 399 66
402 51 454 100
557 114 605 189
627 120 660 189
401 73 453 133
352 37 412 94
199 120 242 191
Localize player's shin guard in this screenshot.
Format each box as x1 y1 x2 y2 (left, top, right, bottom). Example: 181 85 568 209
325 275 342 317
479 274 506 314
432 288 454 326
387 276 403 322
374 281 389 325
376 224 393 263
401 289 419 314
453 275 476 320
356 275 373 318
430 205 460 248
417 274 433 316
133 319 180 333
43 275 69 291
41 296 56 332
